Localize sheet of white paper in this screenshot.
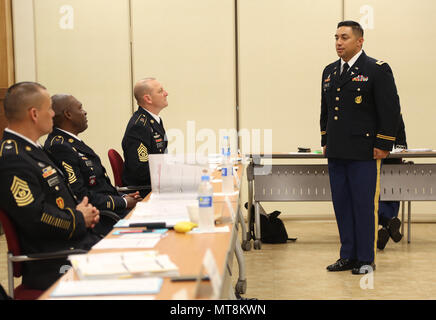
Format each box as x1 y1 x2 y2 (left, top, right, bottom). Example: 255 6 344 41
92 237 161 249
212 191 239 197
50 278 163 297
203 249 222 299
49 295 155 300
188 226 230 234
130 199 197 226
149 154 208 194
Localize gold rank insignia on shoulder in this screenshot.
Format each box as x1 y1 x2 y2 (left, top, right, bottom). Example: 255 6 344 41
56 197 65 209
137 143 149 162
376 60 386 65
62 161 77 184
11 176 34 207
355 96 362 104
25 146 32 152
68 138 74 143
135 114 147 126
50 136 64 146
0 140 18 156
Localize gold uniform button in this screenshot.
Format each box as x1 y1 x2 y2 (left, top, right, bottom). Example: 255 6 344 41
335 107 339 111
366 133 370 137
337 88 341 92
357 88 361 91
336 97 340 101
334 116 338 120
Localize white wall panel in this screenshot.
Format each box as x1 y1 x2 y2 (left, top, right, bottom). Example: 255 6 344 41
33 0 132 181
131 0 236 156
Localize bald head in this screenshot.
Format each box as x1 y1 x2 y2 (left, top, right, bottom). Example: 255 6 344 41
134 77 156 106
4 82 47 122
51 94 88 135
51 94 73 127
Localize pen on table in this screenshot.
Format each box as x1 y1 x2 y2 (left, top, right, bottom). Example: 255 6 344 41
170 275 210 282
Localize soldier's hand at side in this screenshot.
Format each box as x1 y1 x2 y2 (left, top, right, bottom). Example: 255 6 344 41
76 196 100 228
323 146 327 156
373 148 389 159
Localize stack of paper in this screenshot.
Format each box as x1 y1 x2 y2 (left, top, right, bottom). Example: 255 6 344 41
69 251 179 280
122 199 197 227
50 278 163 298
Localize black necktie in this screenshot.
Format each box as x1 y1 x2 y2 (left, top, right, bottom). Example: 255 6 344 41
341 63 349 79
160 118 165 132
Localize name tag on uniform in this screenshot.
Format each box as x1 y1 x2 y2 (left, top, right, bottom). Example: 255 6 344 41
47 176 61 187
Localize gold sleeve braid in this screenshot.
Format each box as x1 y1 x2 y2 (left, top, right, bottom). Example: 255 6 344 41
41 212 71 230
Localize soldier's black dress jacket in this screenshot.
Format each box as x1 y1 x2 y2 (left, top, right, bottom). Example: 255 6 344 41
320 51 401 159
121 107 167 197
0 131 100 290
45 128 127 216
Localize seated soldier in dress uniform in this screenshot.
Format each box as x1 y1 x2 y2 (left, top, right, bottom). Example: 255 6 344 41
377 114 407 250
122 78 169 197
44 94 142 234
0 82 101 290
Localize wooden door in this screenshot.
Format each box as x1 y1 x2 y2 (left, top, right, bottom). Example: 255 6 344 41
0 0 14 138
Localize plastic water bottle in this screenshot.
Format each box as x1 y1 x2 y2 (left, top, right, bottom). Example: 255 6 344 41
221 136 233 193
198 173 214 231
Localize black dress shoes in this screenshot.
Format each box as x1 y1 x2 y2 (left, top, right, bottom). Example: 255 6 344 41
326 258 357 271
377 227 390 250
351 261 376 275
387 217 403 242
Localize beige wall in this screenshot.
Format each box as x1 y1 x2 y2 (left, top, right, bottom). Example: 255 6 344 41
32 0 132 182
131 0 236 157
11 0 436 217
11 0 36 82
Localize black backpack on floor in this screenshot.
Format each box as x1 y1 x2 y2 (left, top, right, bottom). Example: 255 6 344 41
245 203 296 243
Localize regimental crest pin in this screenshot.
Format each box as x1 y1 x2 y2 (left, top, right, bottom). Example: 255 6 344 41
355 96 362 104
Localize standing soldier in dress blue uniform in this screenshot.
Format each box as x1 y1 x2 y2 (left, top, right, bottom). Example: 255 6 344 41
320 21 401 274
122 78 169 197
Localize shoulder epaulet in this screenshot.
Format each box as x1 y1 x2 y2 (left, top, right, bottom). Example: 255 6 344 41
50 135 65 146
0 139 19 157
376 60 387 66
134 114 148 126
